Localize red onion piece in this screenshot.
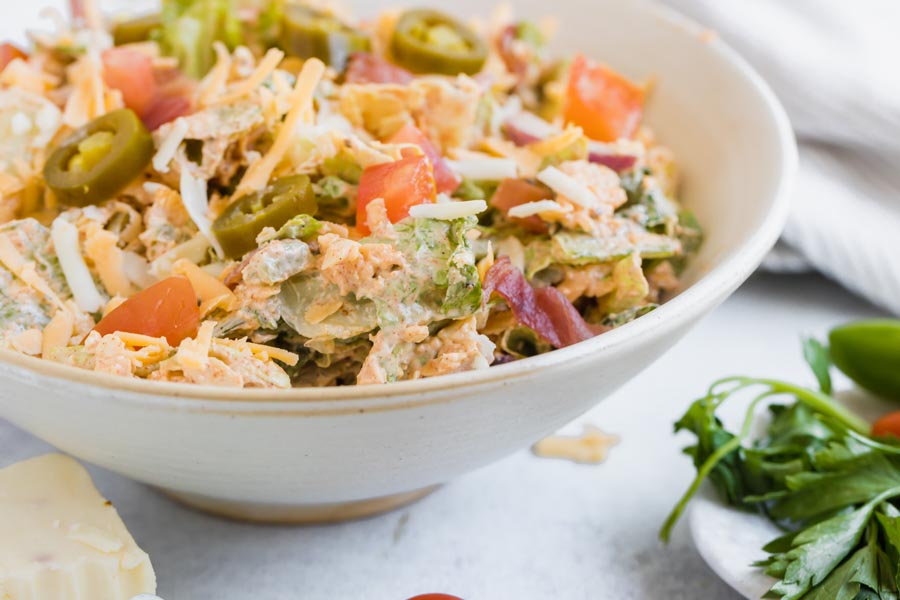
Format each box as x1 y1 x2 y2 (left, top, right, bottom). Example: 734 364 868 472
587 141 638 172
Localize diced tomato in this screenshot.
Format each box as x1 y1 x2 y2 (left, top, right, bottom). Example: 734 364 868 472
102 48 159 117
563 54 644 142
356 155 436 235
490 178 552 234
388 123 460 195
93 277 200 346
142 94 192 131
873 411 900 439
345 52 414 85
0 43 27 73
407 595 464 600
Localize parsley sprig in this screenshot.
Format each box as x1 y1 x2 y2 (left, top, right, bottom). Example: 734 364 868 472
662 339 900 600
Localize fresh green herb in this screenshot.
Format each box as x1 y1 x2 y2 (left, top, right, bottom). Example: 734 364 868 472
660 335 900 600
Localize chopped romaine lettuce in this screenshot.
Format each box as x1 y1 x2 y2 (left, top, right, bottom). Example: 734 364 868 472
158 0 244 78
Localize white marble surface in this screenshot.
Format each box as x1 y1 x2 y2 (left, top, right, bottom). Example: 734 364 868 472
0 273 886 599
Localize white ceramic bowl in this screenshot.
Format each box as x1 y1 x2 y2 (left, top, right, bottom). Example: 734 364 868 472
0 0 795 521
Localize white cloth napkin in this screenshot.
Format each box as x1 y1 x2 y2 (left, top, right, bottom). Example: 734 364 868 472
661 0 900 315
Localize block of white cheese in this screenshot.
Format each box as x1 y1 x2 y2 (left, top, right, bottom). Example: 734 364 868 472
0 454 157 599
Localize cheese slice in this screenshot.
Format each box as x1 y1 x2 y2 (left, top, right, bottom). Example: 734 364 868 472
0 454 156 599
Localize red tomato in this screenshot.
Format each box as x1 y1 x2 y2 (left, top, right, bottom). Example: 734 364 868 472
872 411 900 439
93 277 200 346
389 123 460 195
490 177 552 234
0 43 27 73
345 52 414 85
563 54 644 142
407 595 464 600
356 155 436 235
142 94 192 131
102 48 159 117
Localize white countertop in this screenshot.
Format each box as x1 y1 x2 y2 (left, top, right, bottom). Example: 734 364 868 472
0 273 886 599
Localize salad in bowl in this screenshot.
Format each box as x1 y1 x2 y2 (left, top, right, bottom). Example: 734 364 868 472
0 0 699 390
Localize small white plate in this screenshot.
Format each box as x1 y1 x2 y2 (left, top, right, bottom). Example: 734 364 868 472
688 485 778 599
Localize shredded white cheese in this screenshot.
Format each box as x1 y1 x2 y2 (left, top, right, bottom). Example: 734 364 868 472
409 200 487 220
176 320 215 371
448 158 518 181
537 166 598 208
152 117 189 174
507 199 570 218
50 218 105 313
180 170 225 258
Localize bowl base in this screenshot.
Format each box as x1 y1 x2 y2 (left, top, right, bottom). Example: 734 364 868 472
161 485 440 524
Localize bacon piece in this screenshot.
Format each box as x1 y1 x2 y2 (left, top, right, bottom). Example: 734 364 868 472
484 256 561 347
345 53 414 85
484 256 601 348
534 286 602 347
490 178 551 234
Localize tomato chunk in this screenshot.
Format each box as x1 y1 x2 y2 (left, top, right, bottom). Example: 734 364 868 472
490 177 552 233
873 411 900 439
388 123 460 195
0 43 27 73
93 277 200 346
356 155 436 235
346 52 414 85
102 48 159 117
407 595 463 600
563 54 644 142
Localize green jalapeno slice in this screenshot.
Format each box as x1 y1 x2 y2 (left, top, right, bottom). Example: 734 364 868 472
43 109 154 207
112 14 162 46
391 9 487 76
279 5 370 72
212 175 317 259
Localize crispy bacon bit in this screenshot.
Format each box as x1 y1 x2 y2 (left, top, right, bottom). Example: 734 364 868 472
490 178 551 233
389 123 460 194
484 256 600 348
345 53 414 85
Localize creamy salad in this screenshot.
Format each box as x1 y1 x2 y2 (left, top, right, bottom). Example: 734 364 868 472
0 0 701 388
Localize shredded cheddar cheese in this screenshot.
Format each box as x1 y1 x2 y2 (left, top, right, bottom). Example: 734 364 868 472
176 320 216 370
197 42 233 107
42 309 75 357
172 258 236 308
83 227 134 298
217 48 284 105
235 58 326 195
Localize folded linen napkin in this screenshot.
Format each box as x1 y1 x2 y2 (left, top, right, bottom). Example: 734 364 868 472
661 0 900 314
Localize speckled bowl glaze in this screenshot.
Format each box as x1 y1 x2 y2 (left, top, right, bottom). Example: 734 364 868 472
0 0 796 521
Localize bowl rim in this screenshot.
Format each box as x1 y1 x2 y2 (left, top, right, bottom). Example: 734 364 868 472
0 0 798 410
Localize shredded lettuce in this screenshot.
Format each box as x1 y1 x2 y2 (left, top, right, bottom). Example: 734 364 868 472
158 0 245 78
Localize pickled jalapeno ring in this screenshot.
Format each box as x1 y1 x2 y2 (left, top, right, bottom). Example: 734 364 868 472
391 9 487 76
43 109 154 207
280 5 370 72
212 175 318 259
